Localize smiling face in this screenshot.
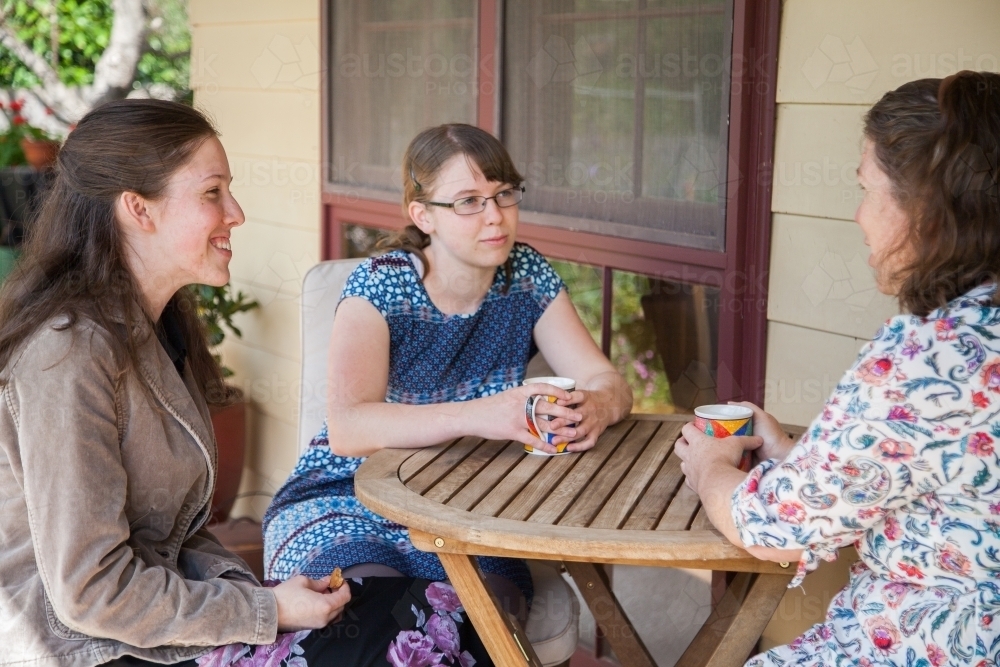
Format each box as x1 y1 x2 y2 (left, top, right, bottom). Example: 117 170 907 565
410 153 519 273
856 139 912 294
144 136 245 289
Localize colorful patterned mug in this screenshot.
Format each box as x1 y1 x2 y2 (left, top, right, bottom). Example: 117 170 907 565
523 376 576 455
693 404 754 471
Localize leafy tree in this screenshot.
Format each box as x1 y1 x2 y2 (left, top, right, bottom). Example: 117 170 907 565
0 0 190 137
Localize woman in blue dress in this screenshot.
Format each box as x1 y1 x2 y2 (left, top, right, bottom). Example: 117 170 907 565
264 124 632 629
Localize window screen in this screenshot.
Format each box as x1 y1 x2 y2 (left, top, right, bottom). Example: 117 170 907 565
503 0 733 250
329 1 478 192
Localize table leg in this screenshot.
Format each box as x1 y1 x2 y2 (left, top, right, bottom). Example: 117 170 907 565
437 552 543 667
564 561 657 667
675 572 793 667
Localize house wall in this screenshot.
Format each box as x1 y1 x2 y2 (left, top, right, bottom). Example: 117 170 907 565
759 0 1000 648
190 0 322 519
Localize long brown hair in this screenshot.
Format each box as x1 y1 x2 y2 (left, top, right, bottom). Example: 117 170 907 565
0 99 227 403
378 123 525 282
864 71 1000 316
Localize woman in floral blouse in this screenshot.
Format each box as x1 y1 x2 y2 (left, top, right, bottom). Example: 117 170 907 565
676 70 1000 666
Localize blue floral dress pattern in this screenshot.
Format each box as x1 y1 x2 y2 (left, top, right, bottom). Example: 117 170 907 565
735 284 1000 667
263 244 565 603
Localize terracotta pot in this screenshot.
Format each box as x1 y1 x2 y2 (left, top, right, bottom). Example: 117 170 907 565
209 392 247 524
19 138 59 169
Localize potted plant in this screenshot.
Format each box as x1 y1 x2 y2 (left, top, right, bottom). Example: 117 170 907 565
0 99 59 169
193 283 259 523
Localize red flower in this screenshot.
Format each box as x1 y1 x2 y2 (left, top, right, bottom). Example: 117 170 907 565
884 515 901 540
745 476 759 494
886 405 918 422
777 500 806 525
982 614 993 628
865 616 901 655
878 438 914 461
856 356 897 386
12 116 25 126
982 360 1000 393
927 644 947 667
935 318 959 340
9 99 23 112
934 542 972 576
897 561 924 579
966 432 995 457
973 391 990 409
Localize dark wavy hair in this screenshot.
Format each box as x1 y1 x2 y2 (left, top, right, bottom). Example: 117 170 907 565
0 99 227 403
864 71 1000 316
378 123 524 283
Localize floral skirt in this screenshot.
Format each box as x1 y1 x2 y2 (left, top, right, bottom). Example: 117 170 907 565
99 578 492 667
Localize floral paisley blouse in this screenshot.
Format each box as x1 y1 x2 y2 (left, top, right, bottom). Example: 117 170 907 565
735 284 1000 667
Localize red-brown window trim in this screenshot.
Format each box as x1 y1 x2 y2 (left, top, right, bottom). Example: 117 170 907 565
319 0 781 405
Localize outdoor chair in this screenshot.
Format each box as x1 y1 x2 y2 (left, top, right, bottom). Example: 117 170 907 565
299 258 581 667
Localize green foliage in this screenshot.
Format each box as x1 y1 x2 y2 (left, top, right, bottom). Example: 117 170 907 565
0 0 190 97
610 271 673 412
548 260 674 413
0 0 113 87
0 134 25 165
192 284 259 378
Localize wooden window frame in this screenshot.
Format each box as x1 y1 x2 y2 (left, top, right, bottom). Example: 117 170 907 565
320 0 781 405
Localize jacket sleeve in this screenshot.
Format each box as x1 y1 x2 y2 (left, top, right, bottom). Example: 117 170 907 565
10 324 278 647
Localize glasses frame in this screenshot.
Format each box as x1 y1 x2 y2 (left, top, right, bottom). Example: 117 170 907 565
425 185 525 215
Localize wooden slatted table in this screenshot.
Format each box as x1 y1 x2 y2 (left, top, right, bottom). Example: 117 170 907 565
356 414 802 667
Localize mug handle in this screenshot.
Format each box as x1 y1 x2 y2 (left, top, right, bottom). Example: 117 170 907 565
529 394 554 445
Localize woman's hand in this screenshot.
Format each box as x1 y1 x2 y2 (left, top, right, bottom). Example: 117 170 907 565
730 401 796 464
535 386 617 453
272 575 351 632
674 422 761 496
472 383 580 454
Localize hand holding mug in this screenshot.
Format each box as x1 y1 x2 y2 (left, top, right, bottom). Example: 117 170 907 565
522 376 580 455
693 404 755 471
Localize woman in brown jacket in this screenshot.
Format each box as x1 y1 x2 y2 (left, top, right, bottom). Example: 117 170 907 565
0 100 492 667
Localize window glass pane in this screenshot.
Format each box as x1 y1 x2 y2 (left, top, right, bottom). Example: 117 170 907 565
503 0 732 250
343 223 389 258
611 270 719 413
330 1 477 192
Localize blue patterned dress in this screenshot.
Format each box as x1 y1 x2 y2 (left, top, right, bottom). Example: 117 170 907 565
262 243 565 601
735 284 1000 667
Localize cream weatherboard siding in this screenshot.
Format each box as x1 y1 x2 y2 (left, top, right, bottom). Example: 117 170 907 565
759 0 1000 650
191 0 322 518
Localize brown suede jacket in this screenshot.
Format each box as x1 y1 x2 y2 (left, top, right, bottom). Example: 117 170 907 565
0 316 278 666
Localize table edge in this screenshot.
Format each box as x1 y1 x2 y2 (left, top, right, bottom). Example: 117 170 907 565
355 444 791 573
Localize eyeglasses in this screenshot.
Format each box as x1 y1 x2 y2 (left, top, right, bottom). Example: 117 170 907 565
426 186 524 216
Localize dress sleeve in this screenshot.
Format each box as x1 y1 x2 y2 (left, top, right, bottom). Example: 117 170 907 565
339 256 403 318
511 243 566 311
732 314 973 586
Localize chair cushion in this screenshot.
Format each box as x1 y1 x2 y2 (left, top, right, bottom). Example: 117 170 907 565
524 561 580 666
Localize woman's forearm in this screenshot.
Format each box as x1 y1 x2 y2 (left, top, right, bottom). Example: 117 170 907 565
582 370 633 424
698 465 803 564
326 401 480 457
